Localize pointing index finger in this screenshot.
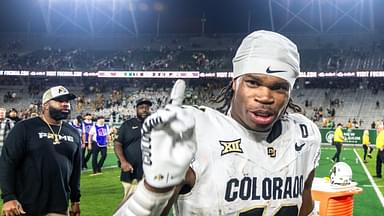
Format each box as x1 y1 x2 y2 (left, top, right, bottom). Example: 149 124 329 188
170 79 186 106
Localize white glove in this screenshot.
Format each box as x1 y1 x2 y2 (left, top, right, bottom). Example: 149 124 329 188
141 80 197 189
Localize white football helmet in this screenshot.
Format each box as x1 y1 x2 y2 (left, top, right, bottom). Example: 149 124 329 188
330 162 352 186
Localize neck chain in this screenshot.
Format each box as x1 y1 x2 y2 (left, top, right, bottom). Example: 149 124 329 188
41 116 62 145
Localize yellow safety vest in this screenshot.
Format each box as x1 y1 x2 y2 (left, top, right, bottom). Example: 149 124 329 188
333 127 344 142
376 130 384 149
362 134 370 145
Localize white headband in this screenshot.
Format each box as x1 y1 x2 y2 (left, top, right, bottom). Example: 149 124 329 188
233 30 300 89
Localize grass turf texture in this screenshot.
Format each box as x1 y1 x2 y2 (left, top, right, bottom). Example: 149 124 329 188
317 147 384 215
1 147 384 215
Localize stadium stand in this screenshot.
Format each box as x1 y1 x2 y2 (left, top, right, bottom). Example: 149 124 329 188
1 33 384 129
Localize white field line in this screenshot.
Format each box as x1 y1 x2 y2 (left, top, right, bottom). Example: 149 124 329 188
353 149 384 208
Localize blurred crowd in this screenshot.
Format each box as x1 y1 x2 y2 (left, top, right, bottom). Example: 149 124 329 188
1 34 384 73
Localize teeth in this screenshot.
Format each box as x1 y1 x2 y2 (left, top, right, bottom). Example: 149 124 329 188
254 112 270 117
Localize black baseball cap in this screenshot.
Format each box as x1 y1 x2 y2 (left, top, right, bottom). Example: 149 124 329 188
136 98 152 107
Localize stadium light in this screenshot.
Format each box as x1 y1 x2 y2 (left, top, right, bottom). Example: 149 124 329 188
153 2 164 12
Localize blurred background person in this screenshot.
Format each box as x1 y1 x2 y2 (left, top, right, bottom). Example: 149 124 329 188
70 115 83 138
362 129 373 163
88 116 111 175
0 108 14 157
375 125 384 178
114 98 152 199
7 108 21 123
332 123 344 162
81 113 94 170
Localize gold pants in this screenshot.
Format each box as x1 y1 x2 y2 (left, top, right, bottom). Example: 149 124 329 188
122 179 138 199
46 213 67 216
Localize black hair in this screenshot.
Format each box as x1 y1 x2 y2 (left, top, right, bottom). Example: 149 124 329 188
76 115 83 123
210 80 303 114
210 80 234 113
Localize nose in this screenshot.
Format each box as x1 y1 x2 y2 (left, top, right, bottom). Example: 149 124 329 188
143 106 150 112
253 86 274 104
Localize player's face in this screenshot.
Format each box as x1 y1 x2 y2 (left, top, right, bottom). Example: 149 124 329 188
136 104 151 120
231 74 290 131
46 99 71 121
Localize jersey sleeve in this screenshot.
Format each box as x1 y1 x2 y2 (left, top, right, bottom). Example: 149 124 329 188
302 116 321 174
291 113 321 178
310 120 321 169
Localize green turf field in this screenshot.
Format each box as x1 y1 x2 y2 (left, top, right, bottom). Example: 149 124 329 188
1 147 384 215
317 147 384 215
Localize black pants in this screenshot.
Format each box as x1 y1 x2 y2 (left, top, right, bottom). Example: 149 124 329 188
332 142 342 162
376 150 384 177
363 145 373 160
82 142 92 169
92 142 107 173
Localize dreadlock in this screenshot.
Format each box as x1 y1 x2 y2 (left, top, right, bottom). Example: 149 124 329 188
286 98 303 114
210 80 234 114
210 80 303 115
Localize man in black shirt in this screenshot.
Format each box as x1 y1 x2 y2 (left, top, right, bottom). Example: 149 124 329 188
114 98 152 199
0 85 81 216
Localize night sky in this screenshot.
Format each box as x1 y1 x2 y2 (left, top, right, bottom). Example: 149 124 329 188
0 0 382 35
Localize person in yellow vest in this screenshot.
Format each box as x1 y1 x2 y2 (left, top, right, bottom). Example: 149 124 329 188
362 129 373 163
332 123 344 162
375 125 384 178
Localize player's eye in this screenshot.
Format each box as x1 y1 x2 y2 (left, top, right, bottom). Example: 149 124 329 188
244 79 260 88
271 83 289 92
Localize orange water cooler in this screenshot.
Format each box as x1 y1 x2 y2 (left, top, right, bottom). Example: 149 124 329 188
311 177 363 216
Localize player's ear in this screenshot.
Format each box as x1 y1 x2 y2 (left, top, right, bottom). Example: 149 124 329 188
231 78 237 91
42 102 48 111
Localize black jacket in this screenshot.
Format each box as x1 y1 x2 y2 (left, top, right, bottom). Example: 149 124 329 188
0 117 81 215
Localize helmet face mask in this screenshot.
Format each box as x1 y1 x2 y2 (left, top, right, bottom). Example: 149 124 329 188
330 162 353 186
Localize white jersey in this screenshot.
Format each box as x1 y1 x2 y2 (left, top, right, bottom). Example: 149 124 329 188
174 106 321 216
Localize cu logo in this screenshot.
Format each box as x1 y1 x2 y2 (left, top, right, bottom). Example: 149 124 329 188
326 131 334 144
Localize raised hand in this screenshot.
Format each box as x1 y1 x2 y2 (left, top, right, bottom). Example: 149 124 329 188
141 79 196 189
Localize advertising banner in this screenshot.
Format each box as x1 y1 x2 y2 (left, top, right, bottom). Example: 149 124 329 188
320 128 377 145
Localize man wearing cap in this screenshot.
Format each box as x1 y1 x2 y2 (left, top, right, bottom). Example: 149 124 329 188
114 98 152 199
0 85 82 216
115 30 320 216
88 115 111 175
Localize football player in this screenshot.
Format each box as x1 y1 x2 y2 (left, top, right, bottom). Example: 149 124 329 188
114 30 321 216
